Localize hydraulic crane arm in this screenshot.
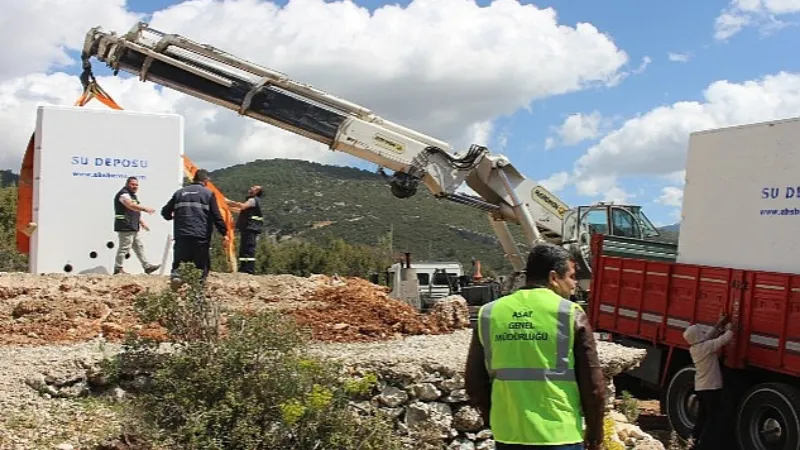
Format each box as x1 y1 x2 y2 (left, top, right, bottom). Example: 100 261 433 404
80 22 571 272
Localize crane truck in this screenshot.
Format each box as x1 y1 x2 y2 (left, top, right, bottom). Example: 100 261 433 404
77 22 670 305
75 22 800 449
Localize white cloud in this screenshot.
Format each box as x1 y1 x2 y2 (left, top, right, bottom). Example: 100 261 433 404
572 71 800 197
0 1 142 82
603 186 630 204
668 52 692 63
714 0 800 40
657 186 684 207
466 121 494 147
632 56 652 75
0 0 631 173
665 170 686 185
545 111 606 149
539 171 570 192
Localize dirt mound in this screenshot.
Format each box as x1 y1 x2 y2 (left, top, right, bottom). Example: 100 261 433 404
0 272 468 346
0 272 322 346
289 276 470 342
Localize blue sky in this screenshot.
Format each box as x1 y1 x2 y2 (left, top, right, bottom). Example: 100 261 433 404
8 0 800 228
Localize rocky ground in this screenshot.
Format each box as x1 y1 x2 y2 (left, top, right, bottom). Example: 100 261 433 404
0 272 678 449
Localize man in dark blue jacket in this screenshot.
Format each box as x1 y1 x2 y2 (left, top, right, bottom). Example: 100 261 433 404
161 169 228 287
225 184 264 274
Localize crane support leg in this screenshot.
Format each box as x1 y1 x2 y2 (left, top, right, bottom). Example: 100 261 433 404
488 215 525 272
495 165 544 246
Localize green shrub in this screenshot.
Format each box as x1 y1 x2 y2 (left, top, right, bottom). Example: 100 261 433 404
619 390 640 423
106 263 403 450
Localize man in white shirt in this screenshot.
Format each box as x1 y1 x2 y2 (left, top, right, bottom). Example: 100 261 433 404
683 314 735 450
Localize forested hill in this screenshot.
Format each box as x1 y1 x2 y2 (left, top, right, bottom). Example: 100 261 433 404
0 170 17 187
0 159 679 275
209 159 519 273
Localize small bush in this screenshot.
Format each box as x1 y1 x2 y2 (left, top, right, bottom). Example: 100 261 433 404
667 430 694 450
619 390 640 423
106 263 403 450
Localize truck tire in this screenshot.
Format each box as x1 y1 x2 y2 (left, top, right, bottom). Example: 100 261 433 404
736 382 800 450
665 366 699 440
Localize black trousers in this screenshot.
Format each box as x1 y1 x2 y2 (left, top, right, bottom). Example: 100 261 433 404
171 236 210 280
693 389 725 450
237 230 259 274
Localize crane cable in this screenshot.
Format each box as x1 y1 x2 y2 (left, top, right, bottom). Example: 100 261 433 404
16 80 238 272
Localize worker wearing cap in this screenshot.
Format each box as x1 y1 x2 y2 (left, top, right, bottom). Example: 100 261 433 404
112 176 161 275
161 169 228 287
225 185 263 274
465 243 606 450
683 315 735 450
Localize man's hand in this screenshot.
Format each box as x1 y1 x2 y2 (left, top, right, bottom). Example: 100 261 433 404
141 222 150 231
585 441 602 450
143 206 155 214
223 235 231 246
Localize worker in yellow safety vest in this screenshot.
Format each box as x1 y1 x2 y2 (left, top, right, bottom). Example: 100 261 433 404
465 243 606 450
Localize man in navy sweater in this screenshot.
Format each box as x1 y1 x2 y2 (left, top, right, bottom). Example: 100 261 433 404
161 169 228 287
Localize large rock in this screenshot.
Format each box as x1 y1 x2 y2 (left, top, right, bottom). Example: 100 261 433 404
427 295 471 330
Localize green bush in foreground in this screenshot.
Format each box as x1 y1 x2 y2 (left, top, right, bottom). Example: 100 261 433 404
106 263 403 450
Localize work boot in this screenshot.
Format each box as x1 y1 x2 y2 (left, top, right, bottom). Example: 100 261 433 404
113 267 125 275
144 264 161 274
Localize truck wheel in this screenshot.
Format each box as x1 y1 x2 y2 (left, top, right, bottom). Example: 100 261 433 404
665 366 698 439
736 382 800 450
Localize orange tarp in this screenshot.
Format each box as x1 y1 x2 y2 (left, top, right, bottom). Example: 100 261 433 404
15 134 35 254
15 82 237 271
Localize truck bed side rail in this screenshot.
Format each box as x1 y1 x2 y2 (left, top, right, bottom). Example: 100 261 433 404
589 233 800 378
597 235 678 262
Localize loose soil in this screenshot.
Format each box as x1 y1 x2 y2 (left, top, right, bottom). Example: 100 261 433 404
0 272 469 346
291 276 469 342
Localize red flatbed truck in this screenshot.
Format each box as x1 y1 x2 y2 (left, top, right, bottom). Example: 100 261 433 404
588 233 800 450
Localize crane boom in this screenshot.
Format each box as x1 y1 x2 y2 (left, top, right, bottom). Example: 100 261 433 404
80 22 576 274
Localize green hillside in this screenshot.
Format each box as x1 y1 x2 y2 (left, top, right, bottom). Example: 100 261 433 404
0 159 680 277
209 159 522 274
0 170 18 188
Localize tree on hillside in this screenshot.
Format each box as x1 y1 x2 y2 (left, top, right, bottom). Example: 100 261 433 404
0 185 28 271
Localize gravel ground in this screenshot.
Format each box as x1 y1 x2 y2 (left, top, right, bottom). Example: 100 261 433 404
0 330 647 449
312 328 645 378
0 339 123 450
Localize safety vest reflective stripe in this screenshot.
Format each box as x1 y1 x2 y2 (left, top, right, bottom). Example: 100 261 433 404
492 367 575 382
114 215 126 219
175 201 209 210
239 257 256 261
249 216 263 220
478 295 574 380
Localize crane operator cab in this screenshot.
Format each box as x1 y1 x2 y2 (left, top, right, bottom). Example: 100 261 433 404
560 202 663 302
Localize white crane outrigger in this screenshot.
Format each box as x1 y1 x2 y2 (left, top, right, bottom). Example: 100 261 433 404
79 22 668 296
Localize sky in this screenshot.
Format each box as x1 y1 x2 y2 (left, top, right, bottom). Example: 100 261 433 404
1 0 799 227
